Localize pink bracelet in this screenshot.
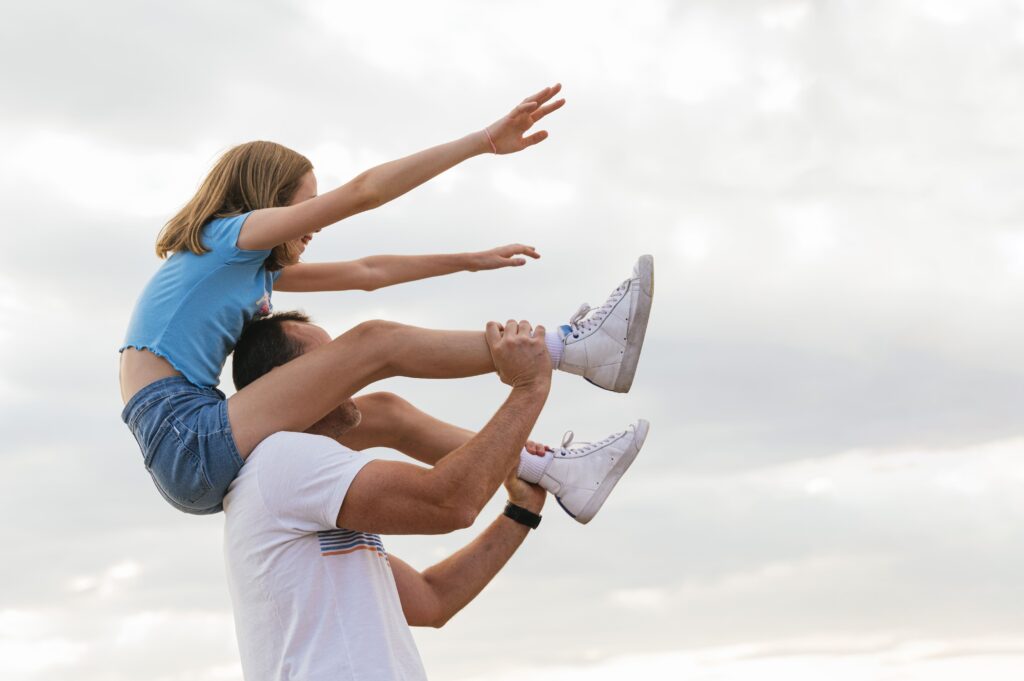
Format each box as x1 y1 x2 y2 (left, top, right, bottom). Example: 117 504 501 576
483 127 498 154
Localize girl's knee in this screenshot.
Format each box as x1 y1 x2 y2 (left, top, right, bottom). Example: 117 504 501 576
355 391 418 449
331 320 408 376
360 391 409 418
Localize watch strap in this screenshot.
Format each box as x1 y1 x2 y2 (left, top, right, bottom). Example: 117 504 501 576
503 501 542 529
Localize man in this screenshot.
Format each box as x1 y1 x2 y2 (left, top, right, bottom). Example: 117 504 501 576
223 315 649 680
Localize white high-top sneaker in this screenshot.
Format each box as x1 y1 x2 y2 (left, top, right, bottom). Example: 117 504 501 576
557 255 654 393
536 420 649 524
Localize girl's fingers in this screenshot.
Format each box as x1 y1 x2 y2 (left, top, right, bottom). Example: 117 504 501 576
525 441 549 456
496 244 539 258
513 101 540 115
523 130 549 147
521 83 556 104
532 98 566 122
507 244 539 258
531 82 562 105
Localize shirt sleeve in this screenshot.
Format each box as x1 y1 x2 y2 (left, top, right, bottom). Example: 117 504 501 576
254 433 378 533
202 213 273 265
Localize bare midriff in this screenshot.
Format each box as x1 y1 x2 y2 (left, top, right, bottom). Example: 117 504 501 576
120 347 183 405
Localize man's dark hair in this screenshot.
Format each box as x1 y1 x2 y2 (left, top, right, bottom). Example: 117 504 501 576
232 311 312 390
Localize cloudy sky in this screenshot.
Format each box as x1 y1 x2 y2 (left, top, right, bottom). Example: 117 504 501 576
3 0 1024 679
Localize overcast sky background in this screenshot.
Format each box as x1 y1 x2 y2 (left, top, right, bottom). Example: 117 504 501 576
2 0 1024 679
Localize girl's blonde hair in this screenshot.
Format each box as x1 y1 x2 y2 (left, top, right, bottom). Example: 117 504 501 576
156 141 313 271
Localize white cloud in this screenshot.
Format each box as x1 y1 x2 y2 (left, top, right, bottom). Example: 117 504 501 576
660 11 744 103
607 587 668 611
489 167 577 207
757 60 806 113
0 610 88 677
0 128 217 220
629 436 1024 514
760 2 812 31
66 561 143 599
455 639 1024 681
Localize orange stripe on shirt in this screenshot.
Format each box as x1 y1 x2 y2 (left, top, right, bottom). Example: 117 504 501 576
322 545 386 557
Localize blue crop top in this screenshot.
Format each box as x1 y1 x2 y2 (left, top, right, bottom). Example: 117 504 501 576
121 213 281 388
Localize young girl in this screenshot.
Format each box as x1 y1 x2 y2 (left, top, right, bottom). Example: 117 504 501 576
119 84 654 516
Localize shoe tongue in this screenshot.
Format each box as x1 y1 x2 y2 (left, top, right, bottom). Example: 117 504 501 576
558 324 573 339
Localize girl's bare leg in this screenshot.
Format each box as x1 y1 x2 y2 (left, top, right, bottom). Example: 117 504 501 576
337 392 475 465
227 320 509 458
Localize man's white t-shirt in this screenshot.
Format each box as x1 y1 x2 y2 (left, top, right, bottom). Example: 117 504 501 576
223 431 428 681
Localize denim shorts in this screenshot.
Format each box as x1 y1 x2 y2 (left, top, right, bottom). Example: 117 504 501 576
121 376 244 515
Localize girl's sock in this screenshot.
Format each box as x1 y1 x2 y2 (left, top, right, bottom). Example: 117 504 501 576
544 329 564 369
517 447 554 484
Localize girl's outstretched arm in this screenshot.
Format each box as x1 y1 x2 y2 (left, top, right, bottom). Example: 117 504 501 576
274 244 540 292
238 84 566 251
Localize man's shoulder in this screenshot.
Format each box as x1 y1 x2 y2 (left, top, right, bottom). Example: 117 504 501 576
226 431 368 531
227 433 355 500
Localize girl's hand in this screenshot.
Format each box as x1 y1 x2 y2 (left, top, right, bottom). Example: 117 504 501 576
484 83 565 154
467 244 541 271
525 439 551 456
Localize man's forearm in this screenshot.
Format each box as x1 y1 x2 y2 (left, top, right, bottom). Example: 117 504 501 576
428 384 548 518
420 511 531 626
359 132 489 209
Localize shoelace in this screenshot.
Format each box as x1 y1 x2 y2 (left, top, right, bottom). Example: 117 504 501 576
556 429 626 457
566 278 629 338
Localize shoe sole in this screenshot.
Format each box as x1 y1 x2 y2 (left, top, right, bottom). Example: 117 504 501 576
573 419 649 524
612 254 654 393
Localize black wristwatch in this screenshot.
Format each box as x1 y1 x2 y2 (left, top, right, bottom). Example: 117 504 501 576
503 501 542 529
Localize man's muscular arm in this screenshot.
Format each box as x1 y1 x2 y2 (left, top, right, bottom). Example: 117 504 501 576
387 471 547 627
336 320 551 535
